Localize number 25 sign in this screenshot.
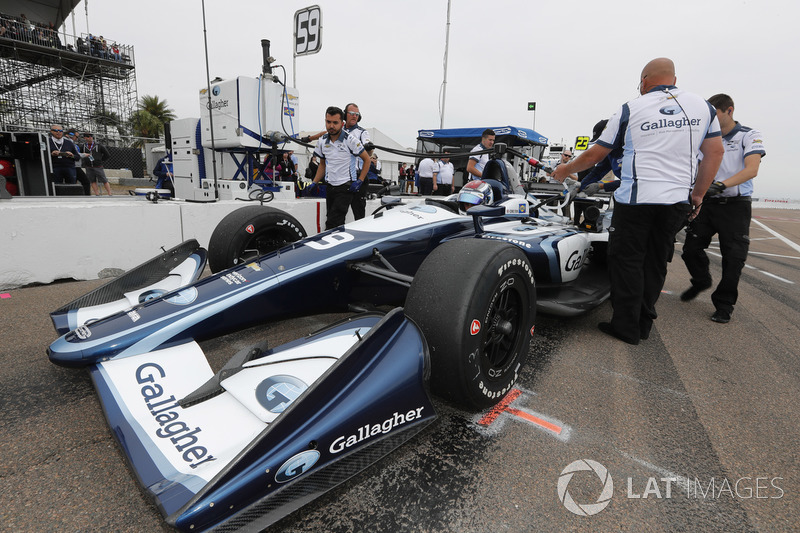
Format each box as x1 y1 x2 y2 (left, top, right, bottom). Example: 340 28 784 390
294 6 322 56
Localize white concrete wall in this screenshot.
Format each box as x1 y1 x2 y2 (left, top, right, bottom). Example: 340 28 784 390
0 196 379 289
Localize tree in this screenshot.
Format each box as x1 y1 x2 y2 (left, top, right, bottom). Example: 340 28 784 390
128 95 176 148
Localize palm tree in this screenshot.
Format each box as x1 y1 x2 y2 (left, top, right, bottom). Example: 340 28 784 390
128 95 176 148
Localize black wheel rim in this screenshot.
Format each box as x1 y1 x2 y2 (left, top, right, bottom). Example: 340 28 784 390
480 279 524 380
233 228 298 265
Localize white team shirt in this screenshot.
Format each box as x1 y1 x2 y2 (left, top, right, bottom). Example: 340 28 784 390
347 125 371 172
436 161 454 184
714 123 765 198
417 158 438 178
596 86 721 205
313 130 365 186
469 144 490 179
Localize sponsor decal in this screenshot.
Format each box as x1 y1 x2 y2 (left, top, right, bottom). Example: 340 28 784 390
220 272 248 286
275 450 320 483
255 375 307 414
212 85 220 96
530 324 535 336
139 289 167 303
564 249 585 272
165 287 199 305
75 325 91 339
329 407 426 454
494 127 512 135
205 99 229 110
558 459 614 516
127 310 141 323
245 224 255 234
283 106 296 117
470 319 481 335
640 117 700 131
246 262 263 272
135 362 217 469
484 234 532 249
659 105 681 115
419 131 434 138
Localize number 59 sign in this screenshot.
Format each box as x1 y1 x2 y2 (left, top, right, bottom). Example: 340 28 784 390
294 6 322 56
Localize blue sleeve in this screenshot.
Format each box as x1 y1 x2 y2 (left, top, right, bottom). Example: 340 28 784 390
580 158 612 190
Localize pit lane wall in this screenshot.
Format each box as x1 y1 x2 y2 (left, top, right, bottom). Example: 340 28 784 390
0 197 380 290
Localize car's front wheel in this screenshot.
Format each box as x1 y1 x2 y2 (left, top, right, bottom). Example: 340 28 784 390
405 239 536 409
208 206 307 273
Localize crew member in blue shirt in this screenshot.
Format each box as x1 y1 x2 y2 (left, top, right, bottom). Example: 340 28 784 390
553 58 724 345
680 93 766 324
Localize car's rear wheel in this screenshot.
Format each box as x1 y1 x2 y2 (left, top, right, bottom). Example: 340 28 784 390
208 206 307 273
405 239 536 409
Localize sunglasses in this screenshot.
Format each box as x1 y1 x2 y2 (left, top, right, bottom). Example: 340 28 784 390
50 129 63 132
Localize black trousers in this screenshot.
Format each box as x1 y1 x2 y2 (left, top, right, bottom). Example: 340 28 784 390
326 183 354 229
607 202 691 340
349 182 368 220
436 183 453 196
681 200 751 314
419 177 434 196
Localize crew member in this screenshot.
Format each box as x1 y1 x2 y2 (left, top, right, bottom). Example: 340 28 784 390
417 153 438 195
309 106 370 230
466 129 495 180
680 93 766 324
553 57 724 345
436 153 455 196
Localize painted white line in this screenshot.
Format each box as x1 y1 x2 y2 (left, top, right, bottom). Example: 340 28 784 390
752 219 800 254
748 250 800 260
760 271 795 284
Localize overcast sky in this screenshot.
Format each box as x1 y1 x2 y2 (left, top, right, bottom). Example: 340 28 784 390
70 0 793 198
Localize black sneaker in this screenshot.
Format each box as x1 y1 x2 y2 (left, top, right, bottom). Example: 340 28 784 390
711 310 731 323
680 282 712 302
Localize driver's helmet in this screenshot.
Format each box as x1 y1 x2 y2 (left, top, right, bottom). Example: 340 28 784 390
458 180 493 213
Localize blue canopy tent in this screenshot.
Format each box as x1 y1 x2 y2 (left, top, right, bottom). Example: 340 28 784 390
415 126 549 188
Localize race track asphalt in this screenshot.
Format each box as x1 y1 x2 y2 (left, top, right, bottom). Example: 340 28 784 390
1 208 799 532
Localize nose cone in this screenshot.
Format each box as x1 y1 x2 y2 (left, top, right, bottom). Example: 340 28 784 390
47 332 89 368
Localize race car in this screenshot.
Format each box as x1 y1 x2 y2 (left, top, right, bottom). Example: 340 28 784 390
46 153 612 531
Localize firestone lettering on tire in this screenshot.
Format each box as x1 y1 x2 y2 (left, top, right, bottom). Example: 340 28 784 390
497 257 535 285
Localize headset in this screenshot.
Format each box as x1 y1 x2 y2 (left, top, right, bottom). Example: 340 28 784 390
344 103 362 123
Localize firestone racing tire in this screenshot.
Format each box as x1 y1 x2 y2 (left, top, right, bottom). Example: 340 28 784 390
405 239 536 410
208 206 307 273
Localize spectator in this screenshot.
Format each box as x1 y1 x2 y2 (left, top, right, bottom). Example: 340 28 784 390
417 154 438 195
467 129 495 180
547 149 577 183
305 155 319 180
552 57 724 345
309 106 370 229
398 162 407 189
680 93 766 324
407 165 416 193
367 151 382 184
66 128 90 195
152 152 174 193
81 132 112 196
277 151 297 182
48 124 80 185
436 153 455 196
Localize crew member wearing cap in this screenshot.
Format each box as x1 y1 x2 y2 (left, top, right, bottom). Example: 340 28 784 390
81 132 112 196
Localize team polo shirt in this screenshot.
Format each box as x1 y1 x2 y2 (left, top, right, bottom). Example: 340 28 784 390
469 143 490 179
417 158 438 178
712 123 765 198
437 161 454 184
313 130 365 186
346 125 371 174
596 86 721 205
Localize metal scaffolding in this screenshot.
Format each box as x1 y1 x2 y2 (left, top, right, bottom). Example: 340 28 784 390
0 19 137 145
